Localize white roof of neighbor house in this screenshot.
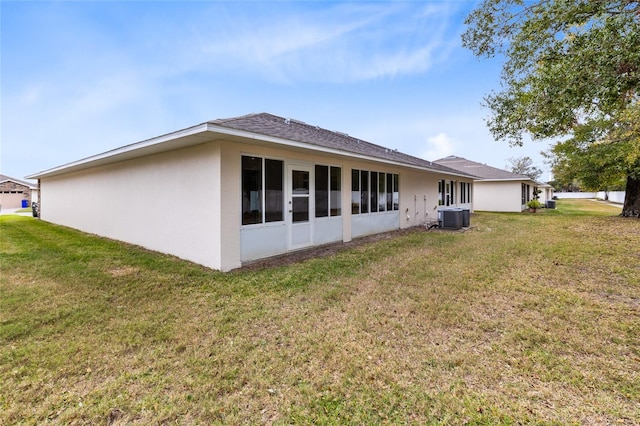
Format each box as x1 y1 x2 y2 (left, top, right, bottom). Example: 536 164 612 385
434 155 549 185
27 113 475 180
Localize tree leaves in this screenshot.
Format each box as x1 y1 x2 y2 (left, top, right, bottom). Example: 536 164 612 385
463 0 639 139
463 0 640 215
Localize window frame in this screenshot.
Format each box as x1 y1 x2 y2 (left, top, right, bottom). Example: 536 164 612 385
315 165 329 218
315 164 342 218
241 155 285 226
460 181 472 204
330 166 342 217
352 169 399 215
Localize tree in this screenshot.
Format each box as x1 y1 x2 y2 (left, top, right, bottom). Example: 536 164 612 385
506 156 543 181
462 0 640 217
543 126 630 193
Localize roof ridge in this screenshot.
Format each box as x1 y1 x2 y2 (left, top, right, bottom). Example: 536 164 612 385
435 156 532 180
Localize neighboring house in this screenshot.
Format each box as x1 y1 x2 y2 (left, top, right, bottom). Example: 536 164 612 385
0 174 37 210
434 156 553 213
27 113 474 271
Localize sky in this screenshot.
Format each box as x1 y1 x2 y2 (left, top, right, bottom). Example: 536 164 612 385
1 1 553 182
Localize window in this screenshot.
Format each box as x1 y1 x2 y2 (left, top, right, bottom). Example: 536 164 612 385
460 182 471 204
242 155 284 225
386 173 393 210
439 179 457 206
352 169 399 214
315 165 329 218
450 180 456 205
351 169 360 214
360 170 369 214
378 172 386 212
315 165 341 218
393 174 399 210
292 170 309 222
265 159 284 222
330 167 341 216
521 183 531 204
242 156 262 225
370 172 378 213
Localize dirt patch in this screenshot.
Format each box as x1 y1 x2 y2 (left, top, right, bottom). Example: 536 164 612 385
107 266 140 277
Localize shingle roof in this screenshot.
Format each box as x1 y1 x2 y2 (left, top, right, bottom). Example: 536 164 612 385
434 156 532 181
209 113 472 177
0 174 37 188
28 113 476 180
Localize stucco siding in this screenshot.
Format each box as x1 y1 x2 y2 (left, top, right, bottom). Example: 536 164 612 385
36 135 475 271
218 141 242 271
474 181 522 212
399 168 439 227
40 143 222 270
218 141 473 267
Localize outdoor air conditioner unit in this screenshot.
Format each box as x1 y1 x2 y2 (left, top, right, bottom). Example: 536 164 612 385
461 208 470 227
440 208 463 230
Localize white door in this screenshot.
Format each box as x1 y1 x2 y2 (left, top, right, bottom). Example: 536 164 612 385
288 165 312 250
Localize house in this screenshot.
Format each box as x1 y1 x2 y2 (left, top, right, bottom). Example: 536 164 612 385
0 174 38 210
27 113 474 271
434 156 553 212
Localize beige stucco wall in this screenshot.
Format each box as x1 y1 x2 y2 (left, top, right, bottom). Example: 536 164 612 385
401 168 444 226
40 143 222 270
473 181 524 212
538 186 553 204
217 140 474 267
39 137 474 272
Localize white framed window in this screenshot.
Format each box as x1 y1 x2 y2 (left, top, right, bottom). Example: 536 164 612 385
460 182 471 203
315 165 342 218
241 156 284 225
352 169 399 214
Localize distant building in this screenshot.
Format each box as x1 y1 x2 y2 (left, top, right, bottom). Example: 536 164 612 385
0 174 38 210
434 156 553 212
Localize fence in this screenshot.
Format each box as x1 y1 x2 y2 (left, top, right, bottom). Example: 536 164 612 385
555 191 625 204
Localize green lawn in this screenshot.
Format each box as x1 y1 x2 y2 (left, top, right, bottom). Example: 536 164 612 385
1 200 638 425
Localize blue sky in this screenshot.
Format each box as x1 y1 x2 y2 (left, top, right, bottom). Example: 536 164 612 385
2 1 552 182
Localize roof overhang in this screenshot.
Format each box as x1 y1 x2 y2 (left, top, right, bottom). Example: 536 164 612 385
0 179 38 189
27 122 474 180
476 178 535 183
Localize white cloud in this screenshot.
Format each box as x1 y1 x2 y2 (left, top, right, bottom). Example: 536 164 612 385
198 2 460 83
422 133 455 161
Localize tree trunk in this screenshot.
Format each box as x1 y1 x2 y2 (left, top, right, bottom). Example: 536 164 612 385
621 174 640 218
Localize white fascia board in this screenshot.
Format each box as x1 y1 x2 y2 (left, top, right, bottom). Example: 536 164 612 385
26 123 211 179
477 178 531 183
27 120 474 180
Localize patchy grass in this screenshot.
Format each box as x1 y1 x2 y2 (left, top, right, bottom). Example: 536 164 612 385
1 199 638 425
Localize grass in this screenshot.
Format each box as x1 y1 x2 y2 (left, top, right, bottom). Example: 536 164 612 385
15 207 34 214
1 199 638 425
